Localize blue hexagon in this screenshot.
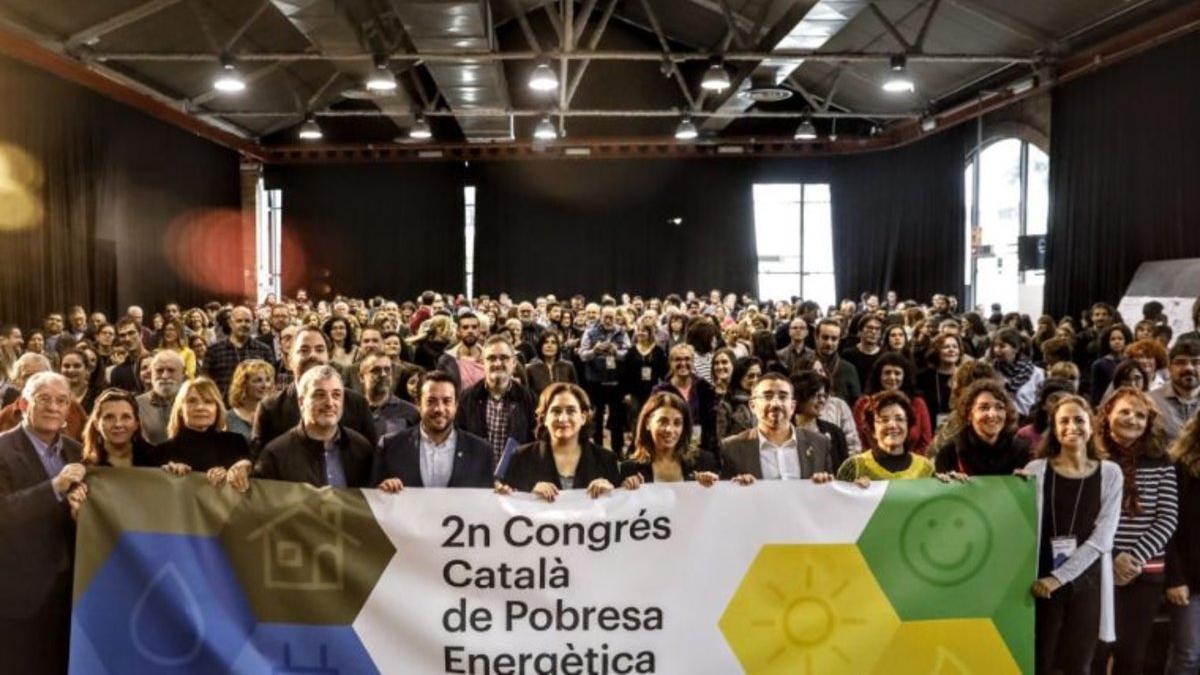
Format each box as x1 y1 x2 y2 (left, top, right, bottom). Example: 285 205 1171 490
70 532 256 674
231 624 380 674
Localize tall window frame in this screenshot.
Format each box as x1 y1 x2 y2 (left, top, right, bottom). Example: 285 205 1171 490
752 183 835 309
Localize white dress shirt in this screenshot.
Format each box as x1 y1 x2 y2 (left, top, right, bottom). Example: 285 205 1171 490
419 427 457 488
758 428 801 480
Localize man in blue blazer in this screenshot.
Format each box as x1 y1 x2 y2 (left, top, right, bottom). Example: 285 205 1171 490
0 372 86 674
373 371 493 490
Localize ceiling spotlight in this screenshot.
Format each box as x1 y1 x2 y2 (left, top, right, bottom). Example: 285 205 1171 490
533 115 558 140
212 57 245 93
298 116 322 140
882 54 914 93
701 61 731 92
793 118 818 141
409 116 433 140
366 61 398 92
528 61 558 92
828 118 838 142
675 117 698 141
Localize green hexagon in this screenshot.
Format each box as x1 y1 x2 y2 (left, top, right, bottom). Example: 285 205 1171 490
219 480 395 624
856 476 1036 674
719 544 900 674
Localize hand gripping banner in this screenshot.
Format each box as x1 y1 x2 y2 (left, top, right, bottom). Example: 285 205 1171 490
70 468 1036 674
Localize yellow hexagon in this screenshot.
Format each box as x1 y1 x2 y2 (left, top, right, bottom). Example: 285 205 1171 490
719 545 900 675
872 619 1021 675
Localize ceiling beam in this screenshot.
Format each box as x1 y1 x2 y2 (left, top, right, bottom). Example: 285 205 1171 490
222 107 918 119
866 3 912 51
566 0 619 104
66 0 183 48
913 0 942 52
703 0 814 115
507 0 542 51
638 0 698 111
93 48 1039 64
223 0 272 54
944 0 1059 51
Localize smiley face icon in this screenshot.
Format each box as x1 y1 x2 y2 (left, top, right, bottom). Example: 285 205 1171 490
899 495 992 587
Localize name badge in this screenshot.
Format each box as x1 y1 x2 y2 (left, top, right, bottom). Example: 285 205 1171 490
605 356 617 370
1050 536 1077 570
641 366 653 381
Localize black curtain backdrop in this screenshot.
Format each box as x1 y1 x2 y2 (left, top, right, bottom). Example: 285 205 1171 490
0 54 241 329
829 126 969 303
1044 33 1200 319
471 159 759 299
263 163 466 300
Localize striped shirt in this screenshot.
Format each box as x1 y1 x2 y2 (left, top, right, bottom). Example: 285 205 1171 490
1112 456 1179 564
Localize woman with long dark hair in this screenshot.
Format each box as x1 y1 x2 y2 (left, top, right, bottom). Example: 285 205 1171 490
1026 395 1122 675
80 388 157 467
619 391 718 487
853 352 932 455
935 379 1031 476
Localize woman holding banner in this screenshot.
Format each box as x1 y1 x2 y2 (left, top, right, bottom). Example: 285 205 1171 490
1024 394 1121 675
619 391 718 488
80 388 158 468
834 390 934 483
155 377 250 482
499 382 619 501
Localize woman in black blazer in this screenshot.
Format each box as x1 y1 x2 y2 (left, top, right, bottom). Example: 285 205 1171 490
499 382 618 501
619 391 718 488
525 331 578 398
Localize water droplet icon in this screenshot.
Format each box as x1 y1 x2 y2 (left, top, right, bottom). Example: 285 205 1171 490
130 563 206 666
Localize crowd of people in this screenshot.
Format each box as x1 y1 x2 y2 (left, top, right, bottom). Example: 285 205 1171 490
2 287 1200 674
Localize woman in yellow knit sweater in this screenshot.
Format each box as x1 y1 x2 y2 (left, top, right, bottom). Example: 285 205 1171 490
836 390 935 483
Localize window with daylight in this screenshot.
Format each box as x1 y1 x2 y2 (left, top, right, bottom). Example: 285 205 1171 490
752 183 835 309
965 138 1050 316
464 185 476 299
255 178 282 303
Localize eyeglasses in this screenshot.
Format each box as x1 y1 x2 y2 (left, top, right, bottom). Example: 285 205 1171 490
1172 357 1200 368
753 392 793 403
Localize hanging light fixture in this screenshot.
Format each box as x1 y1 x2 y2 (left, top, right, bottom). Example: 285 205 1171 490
212 56 245 93
298 116 322 140
793 117 818 141
701 61 731 91
409 116 433 140
882 54 915 93
674 117 698 141
528 61 558 92
366 59 398 92
533 115 558 140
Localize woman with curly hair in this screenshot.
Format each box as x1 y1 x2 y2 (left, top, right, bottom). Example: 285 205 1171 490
853 352 932 455
1091 323 1133 405
1167 410 1200 672
1092 387 1179 674
1125 337 1169 392
934 379 1030 476
321 315 358 369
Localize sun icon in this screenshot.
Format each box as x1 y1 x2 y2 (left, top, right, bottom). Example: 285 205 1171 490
720 545 900 674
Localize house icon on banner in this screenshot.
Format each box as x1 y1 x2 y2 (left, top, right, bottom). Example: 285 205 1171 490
247 492 363 591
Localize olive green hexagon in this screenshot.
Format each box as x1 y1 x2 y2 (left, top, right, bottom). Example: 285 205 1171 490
856 476 1036 674
719 544 900 675
219 480 395 624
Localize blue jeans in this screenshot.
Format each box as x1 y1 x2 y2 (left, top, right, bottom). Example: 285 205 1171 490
1167 595 1200 674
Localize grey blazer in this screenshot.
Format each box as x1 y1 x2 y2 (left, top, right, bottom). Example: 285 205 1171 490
719 425 833 479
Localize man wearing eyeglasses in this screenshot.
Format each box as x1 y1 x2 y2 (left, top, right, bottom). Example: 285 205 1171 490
1149 339 1200 443
0 372 85 674
455 335 536 473
359 350 418 438
720 373 834 484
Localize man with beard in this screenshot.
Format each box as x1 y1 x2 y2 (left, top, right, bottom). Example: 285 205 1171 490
516 302 544 348
777 318 815 377
229 366 373 489
720 373 834 482
359 350 418 438
252 326 377 451
455 336 536 472
579 305 630 448
134 351 185 444
815 318 861 406
373 371 493 490
436 312 485 392
205 306 274 395
1150 339 1200 443
651 344 718 460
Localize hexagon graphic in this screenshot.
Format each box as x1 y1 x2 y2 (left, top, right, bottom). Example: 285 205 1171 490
719 544 900 675
871 619 1021 675
220 483 396 624
857 476 1036 673
70 532 256 674
231 623 380 674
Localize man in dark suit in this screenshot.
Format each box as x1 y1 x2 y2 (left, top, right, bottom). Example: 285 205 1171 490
720 373 834 483
374 371 493 490
253 326 377 453
0 372 86 674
